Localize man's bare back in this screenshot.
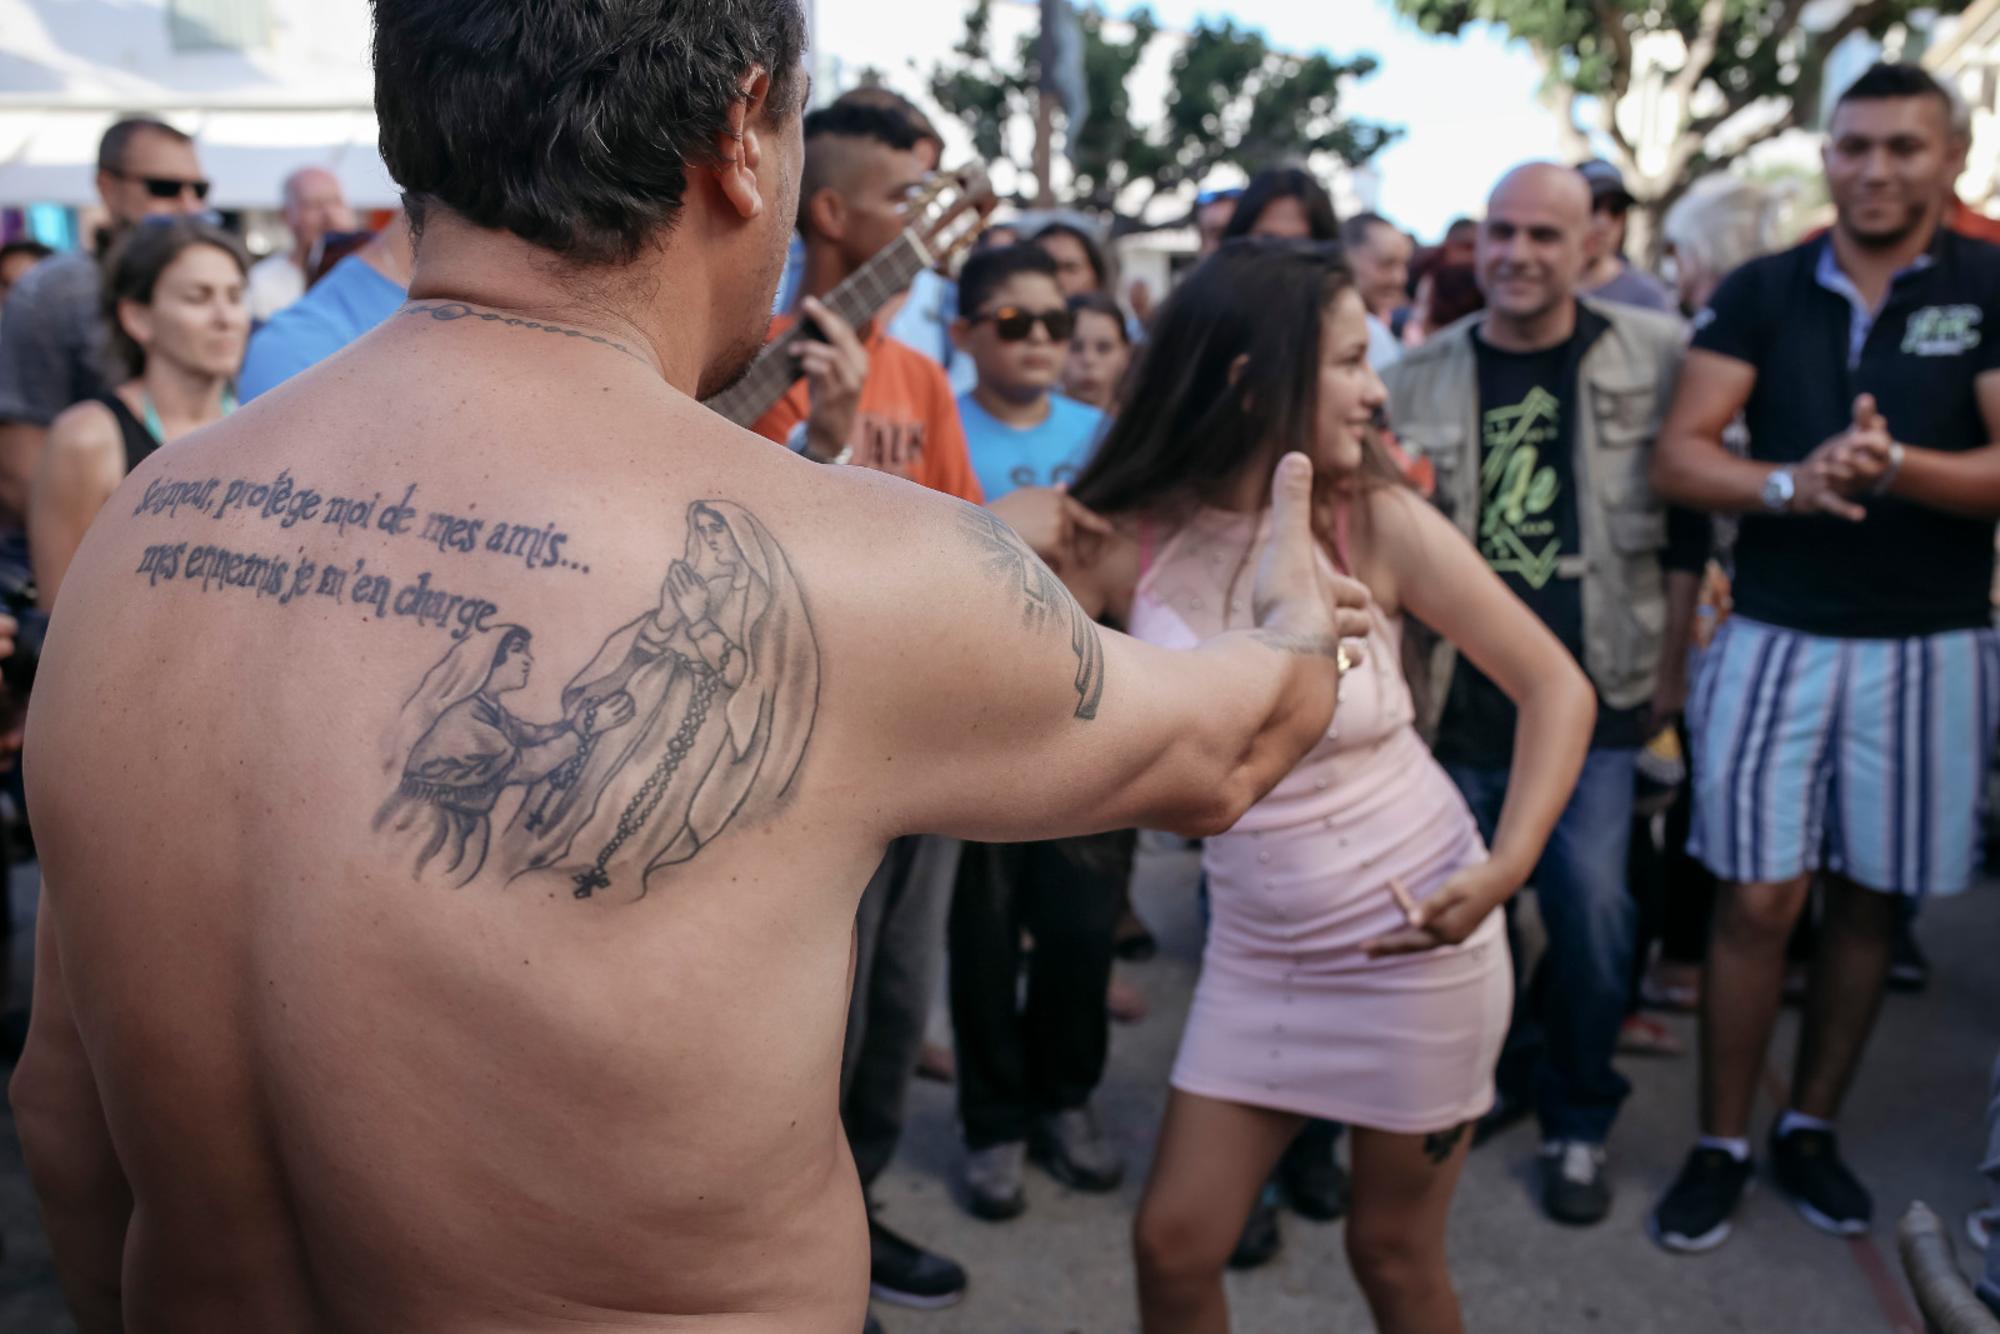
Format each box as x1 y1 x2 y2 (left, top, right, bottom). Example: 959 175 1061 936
10 7 1360 1331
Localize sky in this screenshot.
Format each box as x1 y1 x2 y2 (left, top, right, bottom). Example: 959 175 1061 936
1142 1 1563 236
814 0 1562 240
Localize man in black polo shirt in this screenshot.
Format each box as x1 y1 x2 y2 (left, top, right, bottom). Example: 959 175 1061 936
1649 62 2000 1254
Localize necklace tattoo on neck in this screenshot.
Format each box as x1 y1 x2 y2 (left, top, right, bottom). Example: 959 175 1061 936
399 301 652 369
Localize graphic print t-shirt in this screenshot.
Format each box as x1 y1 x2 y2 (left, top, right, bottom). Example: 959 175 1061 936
1435 319 1644 767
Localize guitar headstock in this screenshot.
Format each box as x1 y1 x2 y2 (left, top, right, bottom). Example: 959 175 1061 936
905 162 998 278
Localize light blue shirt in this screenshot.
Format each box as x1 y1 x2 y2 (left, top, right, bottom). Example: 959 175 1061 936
239 255 407 400
958 391 1106 501
1813 236 1934 370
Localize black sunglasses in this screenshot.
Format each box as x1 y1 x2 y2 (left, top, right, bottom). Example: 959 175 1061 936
973 306 1076 342
109 168 211 202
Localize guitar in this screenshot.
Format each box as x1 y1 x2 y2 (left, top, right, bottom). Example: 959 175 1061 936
702 164 996 428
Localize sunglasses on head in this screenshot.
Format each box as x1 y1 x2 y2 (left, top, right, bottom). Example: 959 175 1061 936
110 168 211 201
973 306 1076 342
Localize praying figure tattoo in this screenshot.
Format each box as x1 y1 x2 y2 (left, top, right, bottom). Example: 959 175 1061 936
378 501 820 900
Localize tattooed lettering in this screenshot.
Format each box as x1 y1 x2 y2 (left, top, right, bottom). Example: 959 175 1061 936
375 501 819 901
956 506 1105 721
135 470 583 575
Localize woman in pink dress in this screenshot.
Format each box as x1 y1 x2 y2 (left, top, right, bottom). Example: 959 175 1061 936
1035 239 1595 1333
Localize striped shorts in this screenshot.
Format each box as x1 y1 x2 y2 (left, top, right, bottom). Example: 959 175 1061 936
1687 615 2000 897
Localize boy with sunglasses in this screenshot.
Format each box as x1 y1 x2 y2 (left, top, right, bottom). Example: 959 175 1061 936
951 245 1108 504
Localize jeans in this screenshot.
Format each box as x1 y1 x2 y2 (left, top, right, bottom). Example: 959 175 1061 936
841 834 961 1189
949 833 1127 1150
1448 748 1640 1145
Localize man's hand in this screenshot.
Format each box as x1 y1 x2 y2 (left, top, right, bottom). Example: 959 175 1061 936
794 295 869 462
1362 860 1512 957
0 612 17 662
1794 393 1894 519
986 485 1115 571
1252 452 1371 655
1647 660 1688 737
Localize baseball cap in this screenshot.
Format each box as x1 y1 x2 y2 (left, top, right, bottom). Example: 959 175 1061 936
1577 158 1635 207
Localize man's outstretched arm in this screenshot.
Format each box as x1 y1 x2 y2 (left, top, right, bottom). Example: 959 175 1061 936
823 453 1366 844
10 899 129 1334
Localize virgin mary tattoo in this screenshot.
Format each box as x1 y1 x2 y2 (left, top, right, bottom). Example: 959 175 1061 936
379 501 820 900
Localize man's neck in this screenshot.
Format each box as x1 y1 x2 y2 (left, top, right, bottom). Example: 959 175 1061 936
798 238 854 305
972 382 1053 429
1831 213 1939 307
404 214 709 391
135 357 230 435
1480 297 1579 354
1583 254 1623 289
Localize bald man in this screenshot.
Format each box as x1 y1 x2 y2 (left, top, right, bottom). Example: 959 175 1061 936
1384 162 1698 1227
246 166 358 321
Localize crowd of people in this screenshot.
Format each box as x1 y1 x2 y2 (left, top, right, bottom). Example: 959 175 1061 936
0 7 1996 1331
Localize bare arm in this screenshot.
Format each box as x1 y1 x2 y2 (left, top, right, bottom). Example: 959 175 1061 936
1361 488 1594 953
840 453 1368 843
10 900 130 1334
0 420 46 531
1649 350 1770 512
1866 370 2000 519
29 405 124 611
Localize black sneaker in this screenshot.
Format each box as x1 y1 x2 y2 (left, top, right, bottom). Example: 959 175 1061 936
1228 1188 1284 1270
1770 1126 1872 1236
868 1216 967 1309
1540 1141 1612 1226
1649 1145 1754 1254
1277 1127 1349 1221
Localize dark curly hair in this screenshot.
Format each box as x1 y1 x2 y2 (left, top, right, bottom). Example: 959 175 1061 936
373 0 808 266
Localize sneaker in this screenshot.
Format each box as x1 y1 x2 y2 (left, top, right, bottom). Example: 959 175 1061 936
868 1216 967 1309
1887 922 1930 994
1649 1145 1755 1254
964 1141 1027 1221
1106 976 1151 1025
1227 1188 1283 1270
1030 1106 1124 1192
1770 1126 1872 1236
1541 1141 1612 1225
1277 1130 1350 1221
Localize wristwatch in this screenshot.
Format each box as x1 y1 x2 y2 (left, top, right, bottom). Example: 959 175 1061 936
1761 467 1796 513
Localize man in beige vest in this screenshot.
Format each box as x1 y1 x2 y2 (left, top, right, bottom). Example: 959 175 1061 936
9 3 1362 1331
1384 162 1698 1229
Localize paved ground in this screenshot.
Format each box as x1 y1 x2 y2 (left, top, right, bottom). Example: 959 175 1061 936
1 843 1994 1332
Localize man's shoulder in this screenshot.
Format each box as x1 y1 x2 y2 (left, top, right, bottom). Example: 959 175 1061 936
1937 227 2000 289
1383 320 1473 382
1049 393 1106 430
6 250 98 326
1583 297 1686 356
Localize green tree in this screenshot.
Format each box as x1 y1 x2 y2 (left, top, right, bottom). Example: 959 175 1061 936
928 1 1397 223
1394 0 1972 256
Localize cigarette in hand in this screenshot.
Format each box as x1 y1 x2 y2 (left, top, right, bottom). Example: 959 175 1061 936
1387 875 1422 925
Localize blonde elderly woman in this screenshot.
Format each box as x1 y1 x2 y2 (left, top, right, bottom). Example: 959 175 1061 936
1662 175 1791 314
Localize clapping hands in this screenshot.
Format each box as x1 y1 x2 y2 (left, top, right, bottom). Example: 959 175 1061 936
1794 394 1896 521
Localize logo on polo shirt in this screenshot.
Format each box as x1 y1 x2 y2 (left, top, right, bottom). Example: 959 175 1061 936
1902 304 1983 357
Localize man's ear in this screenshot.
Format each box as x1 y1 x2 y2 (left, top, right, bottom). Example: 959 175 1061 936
806 188 846 246
949 317 972 354
715 65 774 222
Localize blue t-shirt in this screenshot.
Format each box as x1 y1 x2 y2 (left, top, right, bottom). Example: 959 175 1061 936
957 391 1106 501
239 255 407 401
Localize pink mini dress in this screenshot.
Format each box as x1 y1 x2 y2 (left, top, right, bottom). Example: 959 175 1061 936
1128 506 1510 1134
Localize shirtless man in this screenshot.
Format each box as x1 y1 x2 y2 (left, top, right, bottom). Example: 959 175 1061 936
10 3 1363 1331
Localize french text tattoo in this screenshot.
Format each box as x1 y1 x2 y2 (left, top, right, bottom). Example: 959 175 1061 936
957 507 1105 721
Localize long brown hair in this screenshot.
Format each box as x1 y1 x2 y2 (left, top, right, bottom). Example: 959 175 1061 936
1069 238 1403 540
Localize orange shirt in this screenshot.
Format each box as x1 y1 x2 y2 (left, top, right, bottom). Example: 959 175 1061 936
751 317 984 504
1950 198 2000 245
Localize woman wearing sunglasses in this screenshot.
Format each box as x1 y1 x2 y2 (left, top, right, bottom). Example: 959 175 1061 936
1028 239 1593 1333
31 218 248 609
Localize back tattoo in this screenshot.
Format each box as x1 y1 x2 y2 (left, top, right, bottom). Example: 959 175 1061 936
129 468 821 902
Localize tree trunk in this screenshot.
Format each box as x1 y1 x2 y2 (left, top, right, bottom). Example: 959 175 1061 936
1627 201 1661 271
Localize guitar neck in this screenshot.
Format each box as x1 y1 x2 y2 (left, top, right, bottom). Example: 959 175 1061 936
704 232 932 428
